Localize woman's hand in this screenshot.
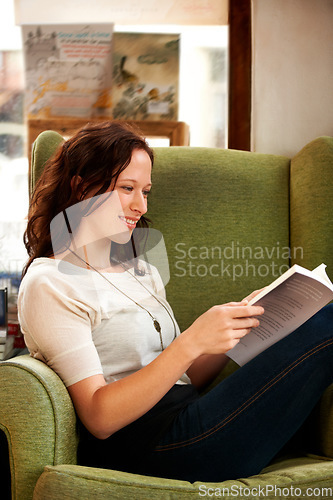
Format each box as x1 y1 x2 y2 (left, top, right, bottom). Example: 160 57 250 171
243 288 266 303
181 301 264 359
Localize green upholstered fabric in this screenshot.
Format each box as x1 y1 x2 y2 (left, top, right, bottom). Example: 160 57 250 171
150 147 290 332
1 134 332 499
0 356 78 500
33 457 333 500
290 136 333 281
30 130 64 196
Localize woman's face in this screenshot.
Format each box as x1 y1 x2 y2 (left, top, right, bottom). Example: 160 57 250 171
74 148 152 246
111 148 152 239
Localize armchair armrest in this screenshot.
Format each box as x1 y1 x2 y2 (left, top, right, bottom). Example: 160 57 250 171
0 355 78 500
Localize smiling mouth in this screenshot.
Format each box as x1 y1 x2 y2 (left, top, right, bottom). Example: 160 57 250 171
118 216 139 228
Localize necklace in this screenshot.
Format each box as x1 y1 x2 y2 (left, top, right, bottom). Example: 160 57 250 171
67 247 177 350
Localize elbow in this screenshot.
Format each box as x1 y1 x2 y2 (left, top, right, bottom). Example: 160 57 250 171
91 428 113 440
78 409 117 440
80 388 119 439
84 419 116 440
71 381 130 439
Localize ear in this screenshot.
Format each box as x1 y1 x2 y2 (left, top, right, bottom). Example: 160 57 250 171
70 175 83 197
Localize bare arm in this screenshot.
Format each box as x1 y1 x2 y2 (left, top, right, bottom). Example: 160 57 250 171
67 333 194 439
186 353 230 391
68 302 264 439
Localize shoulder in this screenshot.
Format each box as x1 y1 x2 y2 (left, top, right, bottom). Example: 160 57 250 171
18 258 101 327
19 257 98 307
21 258 78 290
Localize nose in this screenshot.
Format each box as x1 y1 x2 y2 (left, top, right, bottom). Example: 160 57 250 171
131 190 148 215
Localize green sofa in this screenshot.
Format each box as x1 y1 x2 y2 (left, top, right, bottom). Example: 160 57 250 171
0 133 332 499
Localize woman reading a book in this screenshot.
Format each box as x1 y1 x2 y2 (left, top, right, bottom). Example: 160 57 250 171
18 121 333 482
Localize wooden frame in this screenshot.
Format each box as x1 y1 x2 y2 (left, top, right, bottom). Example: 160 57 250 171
228 0 252 151
27 118 190 159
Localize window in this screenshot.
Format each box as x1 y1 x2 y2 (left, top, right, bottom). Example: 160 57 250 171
0 0 27 296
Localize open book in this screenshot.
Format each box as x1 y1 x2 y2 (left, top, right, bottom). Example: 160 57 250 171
227 263 333 366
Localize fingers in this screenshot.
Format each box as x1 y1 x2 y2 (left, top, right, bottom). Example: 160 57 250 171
219 303 264 319
216 304 263 340
224 301 248 306
233 316 260 331
234 328 252 339
188 302 264 357
225 327 252 350
242 287 267 302
227 337 242 350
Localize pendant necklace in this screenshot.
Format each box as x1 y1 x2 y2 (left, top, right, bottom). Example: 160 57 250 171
67 247 177 351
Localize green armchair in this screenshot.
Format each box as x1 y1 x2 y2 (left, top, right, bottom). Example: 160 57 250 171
1 132 332 499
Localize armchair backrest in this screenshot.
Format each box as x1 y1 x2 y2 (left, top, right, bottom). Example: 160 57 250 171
30 130 64 197
290 136 333 278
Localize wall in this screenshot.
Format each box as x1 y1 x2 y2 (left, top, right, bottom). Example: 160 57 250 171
14 0 228 25
252 0 333 156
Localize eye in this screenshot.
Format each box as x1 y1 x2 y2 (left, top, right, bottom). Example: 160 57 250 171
121 186 133 192
143 189 151 197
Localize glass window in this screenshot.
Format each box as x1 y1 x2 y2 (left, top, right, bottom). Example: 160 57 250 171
115 24 228 148
0 0 28 297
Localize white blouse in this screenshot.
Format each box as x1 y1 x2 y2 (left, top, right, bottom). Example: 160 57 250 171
18 258 190 387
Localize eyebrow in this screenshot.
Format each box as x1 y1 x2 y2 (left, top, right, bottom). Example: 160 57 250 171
119 178 152 187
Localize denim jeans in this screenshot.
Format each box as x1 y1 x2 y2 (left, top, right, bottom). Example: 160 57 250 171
141 304 333 482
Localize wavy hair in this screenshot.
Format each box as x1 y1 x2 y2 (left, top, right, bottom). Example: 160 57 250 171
23 121 154 276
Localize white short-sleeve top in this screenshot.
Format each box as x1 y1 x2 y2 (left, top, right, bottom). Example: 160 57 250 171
18 258 190 387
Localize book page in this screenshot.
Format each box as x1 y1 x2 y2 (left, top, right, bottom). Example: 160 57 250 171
227 271 333 366
311 263 333 287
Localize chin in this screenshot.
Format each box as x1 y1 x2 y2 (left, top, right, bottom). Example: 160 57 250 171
110 230 133 245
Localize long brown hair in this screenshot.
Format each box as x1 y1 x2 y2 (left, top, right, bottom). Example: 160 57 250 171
23 121 154 276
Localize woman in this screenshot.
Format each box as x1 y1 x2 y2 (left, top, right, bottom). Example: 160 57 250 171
18 121 333 482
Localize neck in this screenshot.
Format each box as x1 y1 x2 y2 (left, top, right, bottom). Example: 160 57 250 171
71 241 123 273
74 242 136 274
81 240 111 270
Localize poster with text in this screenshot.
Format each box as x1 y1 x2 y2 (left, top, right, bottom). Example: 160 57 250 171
22 24 113 119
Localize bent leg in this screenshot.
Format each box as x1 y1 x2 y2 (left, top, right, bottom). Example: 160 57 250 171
146 304 333 482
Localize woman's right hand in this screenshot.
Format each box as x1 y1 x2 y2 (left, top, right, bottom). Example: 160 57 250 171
181 301 265 359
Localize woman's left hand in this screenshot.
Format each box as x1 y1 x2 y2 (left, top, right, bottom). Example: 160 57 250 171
242 288 266 303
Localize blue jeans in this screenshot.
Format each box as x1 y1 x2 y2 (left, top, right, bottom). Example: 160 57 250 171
142 304 333 482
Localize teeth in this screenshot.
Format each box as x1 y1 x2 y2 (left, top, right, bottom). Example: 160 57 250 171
120 216 136 225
